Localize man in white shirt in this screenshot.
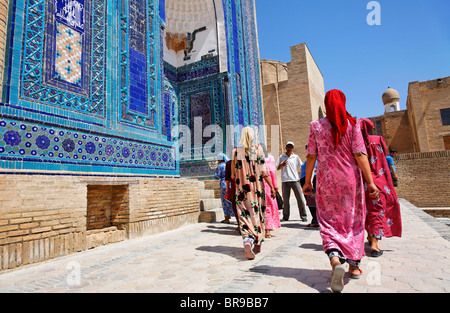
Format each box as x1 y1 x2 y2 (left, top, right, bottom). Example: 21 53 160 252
276 142 307 222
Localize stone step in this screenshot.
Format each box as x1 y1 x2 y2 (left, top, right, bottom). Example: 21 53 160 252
197 179 223 223
203 179 220 190
199 189 215 199
199 198 222 212
202 180 221 198
198 208 225 223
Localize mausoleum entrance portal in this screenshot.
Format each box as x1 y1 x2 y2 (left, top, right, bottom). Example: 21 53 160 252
163 0 228 175
163 0 265 178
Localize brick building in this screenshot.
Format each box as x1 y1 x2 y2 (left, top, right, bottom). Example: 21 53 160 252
261 43 325 158
369 77 450 154
368 80 450 208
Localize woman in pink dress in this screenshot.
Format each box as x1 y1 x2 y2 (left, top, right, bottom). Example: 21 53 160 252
359 118 402 257
303 89 380 293
261 145 281 238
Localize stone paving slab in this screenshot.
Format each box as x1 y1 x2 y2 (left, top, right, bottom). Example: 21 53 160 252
0 198 449 294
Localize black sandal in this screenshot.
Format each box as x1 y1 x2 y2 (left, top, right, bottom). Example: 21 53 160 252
371 249 383 257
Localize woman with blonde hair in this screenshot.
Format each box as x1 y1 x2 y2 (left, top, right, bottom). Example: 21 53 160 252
231 127 276 260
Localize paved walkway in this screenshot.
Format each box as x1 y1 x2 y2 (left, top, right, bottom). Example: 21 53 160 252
0 199 449 293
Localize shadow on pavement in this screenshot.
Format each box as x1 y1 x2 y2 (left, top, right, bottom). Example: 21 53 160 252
250 265 347 293
299 243 323 251
201 225 241 237
196 245 248 261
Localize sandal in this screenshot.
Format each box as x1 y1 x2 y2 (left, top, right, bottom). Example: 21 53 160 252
244 242 255 260
350 268 363 279
221 220 231 224
330 264 345 293
371 249 383 257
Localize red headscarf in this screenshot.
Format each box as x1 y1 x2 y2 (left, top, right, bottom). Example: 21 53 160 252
324 89 357 149
358 118 375 149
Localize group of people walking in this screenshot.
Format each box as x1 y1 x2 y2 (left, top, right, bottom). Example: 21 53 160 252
214 89 402 293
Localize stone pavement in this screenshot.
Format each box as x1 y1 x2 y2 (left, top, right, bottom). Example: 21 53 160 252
0 198 449 294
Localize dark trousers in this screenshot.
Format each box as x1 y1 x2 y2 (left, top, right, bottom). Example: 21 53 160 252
300 177 318 224
282 181 307 220
327 249 361 268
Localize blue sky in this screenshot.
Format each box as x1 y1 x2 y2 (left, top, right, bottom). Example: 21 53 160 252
255 0 450 118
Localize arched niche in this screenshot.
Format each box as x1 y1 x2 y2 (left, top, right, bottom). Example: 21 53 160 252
164 0 227 71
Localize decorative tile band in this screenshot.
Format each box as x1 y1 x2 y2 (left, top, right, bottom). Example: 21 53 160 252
0 118 177 174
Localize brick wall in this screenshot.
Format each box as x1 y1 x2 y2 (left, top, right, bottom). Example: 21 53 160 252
423 209 450 218
128 177 201 238
0 172 200 270
261 44 325 158
407 78 450 152
383 110 415 154
396 150 450 207
0 0 10 101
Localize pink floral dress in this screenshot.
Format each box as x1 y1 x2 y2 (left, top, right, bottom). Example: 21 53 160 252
363 134 402 239
232 145 267 246
264 155 281 231
307 118 367 261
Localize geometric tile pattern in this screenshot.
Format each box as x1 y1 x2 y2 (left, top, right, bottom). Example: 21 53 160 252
0 118 177 173
18 0 105 117
222 0 264 136
119 0 158 130
241 0 264 129
55 22 83 86
189 91 212 146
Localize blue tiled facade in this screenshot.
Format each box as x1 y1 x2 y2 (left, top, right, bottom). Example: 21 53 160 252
0 0 264 178
173 0 265 178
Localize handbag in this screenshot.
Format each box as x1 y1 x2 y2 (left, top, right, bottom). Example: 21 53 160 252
306 175 317 207
224 180 235 202
224 188 233 202
276 191 284 211
306 192 316 207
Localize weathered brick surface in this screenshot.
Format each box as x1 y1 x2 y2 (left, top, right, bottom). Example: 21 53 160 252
406 78 450 152
0 172 200 270
261 44 325 158
423 209 450 218
87 185 129 230
396 150 450 207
